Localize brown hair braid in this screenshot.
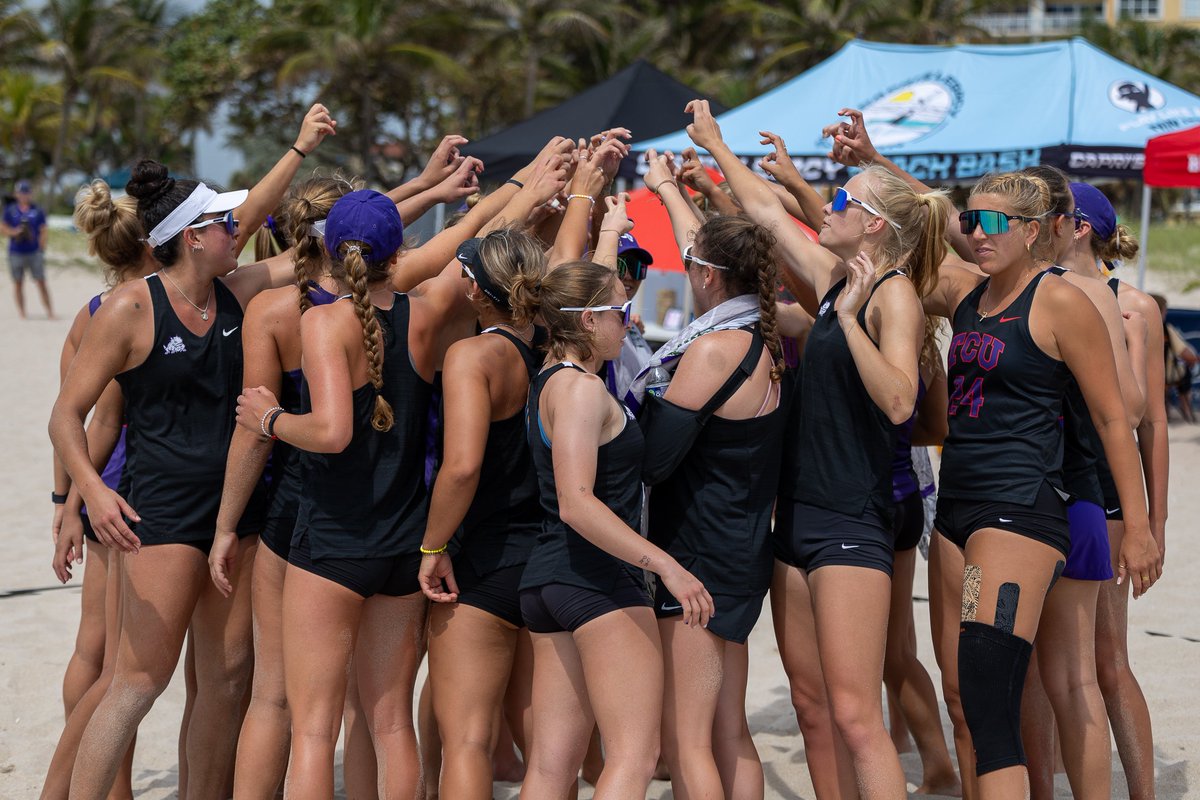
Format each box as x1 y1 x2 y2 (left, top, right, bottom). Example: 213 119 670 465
340 245 394 432
282 176 358 313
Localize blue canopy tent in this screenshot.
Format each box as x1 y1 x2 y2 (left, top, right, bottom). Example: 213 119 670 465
634 38 1200 185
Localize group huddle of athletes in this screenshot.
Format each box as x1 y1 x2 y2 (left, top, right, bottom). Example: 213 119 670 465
41 97 1164 800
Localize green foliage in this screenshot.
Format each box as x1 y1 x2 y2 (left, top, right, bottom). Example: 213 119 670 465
4 0 1200 210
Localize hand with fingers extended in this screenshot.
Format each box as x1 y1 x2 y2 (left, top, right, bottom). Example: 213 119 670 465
524 151 571 208
822 108 879 167
659 560 716 629
430 156 483 204
685 99 724 152
589 127 633 150
758 131 803 187
572 138 629 197
237 386 281 438
601 192 635 238
643 148 678 196
1118 523 1162 599
418 552 460 603
80 484 140 554
208 529 240 597
52 507 85 583
294 103 337 156
835 251 877 322
420 134 470 187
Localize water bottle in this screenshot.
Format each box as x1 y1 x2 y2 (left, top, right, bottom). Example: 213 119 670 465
645 365 671 399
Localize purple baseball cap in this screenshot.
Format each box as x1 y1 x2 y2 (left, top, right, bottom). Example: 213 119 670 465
324 189 405 261
1069 182 1117 241
617 232 653 265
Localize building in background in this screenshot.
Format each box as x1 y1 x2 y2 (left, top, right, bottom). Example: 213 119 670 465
970 0 1200 38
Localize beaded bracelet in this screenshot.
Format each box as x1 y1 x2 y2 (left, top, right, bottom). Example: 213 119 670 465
259 405 284 439
566 194 596 208
419 543 448 555
266 408 286 440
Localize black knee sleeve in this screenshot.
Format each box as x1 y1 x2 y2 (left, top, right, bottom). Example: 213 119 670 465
957 621 1034 775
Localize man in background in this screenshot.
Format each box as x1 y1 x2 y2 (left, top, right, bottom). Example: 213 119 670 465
2 180 53 319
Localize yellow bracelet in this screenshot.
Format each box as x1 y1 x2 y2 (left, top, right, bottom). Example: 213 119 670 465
419 544 448 555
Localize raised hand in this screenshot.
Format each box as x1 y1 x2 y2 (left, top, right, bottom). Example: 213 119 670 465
294 103 337 155
679 147 715 194
823 108 879 167
643 148 678 195
430 156 483 204
758 131 802 186
601 192 635 237
419 134 470 187
685 99 724 152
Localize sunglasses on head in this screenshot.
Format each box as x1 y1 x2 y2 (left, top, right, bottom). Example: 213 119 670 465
617 255 648 281
959 209 1042 236
189 209 239 237
1052 209 1085 231
682 243 729 272
832 187 902 230
559 299 634 328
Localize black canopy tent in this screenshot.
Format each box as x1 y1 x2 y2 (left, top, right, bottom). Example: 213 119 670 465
463 60 726 183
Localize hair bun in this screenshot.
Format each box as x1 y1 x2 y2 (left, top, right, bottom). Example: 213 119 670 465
125 159 175 203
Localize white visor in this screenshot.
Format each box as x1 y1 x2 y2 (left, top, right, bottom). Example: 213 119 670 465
145 182 249 247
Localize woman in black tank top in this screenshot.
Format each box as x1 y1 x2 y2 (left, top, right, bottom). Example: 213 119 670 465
47 137 334 798
232 164 570 797
634 207 787 795
918 172 1157 798
42 180 156 800
412 229 546 799
686 102 950 798
507 261 713 797
1062 181 1165 800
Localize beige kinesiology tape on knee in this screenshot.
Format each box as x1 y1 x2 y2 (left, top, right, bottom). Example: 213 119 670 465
961 564 982 623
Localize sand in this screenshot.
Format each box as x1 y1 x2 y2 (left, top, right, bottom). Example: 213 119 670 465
1 259 1197 799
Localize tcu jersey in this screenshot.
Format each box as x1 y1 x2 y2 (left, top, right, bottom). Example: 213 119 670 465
940 272 1070 504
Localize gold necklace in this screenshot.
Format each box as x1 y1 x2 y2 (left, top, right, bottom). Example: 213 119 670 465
162 267 213 321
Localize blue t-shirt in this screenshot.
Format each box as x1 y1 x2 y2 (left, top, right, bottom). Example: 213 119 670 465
4 202 46 254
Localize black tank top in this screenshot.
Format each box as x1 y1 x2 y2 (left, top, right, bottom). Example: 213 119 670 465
457 327 543 574
520 362 645 593
782 271 905 516
647 327 784 596
1046 267 1104 505
940 272 1070 503
295 293 433 558
116 273 265 542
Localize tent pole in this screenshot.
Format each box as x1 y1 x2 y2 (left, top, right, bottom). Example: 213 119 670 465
1137 183 1151 290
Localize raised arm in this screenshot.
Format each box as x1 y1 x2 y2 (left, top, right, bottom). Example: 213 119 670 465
386 134 470 205
679 147 737 219
395 156 483 227
685 100 840 304
233 103 336 256
758 131 826 229
593 193 634 269
643 148 701 256
548 135 629 268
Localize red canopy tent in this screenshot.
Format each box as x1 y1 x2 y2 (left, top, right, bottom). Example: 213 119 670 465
1137 125 1200 287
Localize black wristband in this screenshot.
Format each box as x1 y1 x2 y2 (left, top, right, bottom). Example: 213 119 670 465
51 492 68 505
290 145 307 159
266 408 286 439
505 178 524 189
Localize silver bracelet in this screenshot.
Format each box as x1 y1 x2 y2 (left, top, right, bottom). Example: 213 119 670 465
259 406 284 438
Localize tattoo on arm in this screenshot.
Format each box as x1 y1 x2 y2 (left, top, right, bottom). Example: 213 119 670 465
638 555 651 567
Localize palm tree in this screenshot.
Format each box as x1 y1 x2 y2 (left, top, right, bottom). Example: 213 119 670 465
0 70 61 180
1082 18 1200 93
40 0 144 196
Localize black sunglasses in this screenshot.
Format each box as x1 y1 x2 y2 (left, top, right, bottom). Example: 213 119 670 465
617 255 648 281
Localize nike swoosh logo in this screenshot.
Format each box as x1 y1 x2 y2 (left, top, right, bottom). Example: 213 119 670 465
1106 508 1120 515
998 316 1021 323
660 603 682 612
999 517 1013 523
222 327 239 337
840 544 860 550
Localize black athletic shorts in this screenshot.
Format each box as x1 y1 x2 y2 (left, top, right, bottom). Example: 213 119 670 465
260 514 296 561
519 570 651 634
774 499 894 576
892 491 924 552
934 481 1070 558
81 513 99 544
288 529 422 599
653 580 764 645
455 561 526 628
